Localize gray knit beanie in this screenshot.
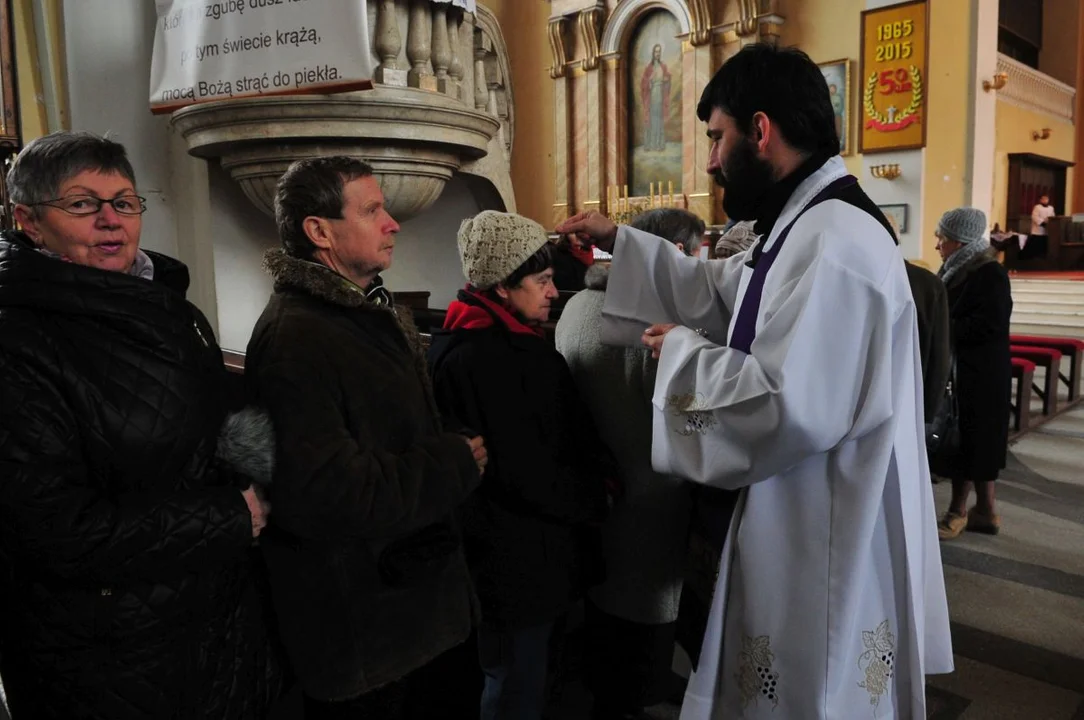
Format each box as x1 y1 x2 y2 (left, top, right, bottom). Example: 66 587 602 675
936 207 987 244
457 211 550 289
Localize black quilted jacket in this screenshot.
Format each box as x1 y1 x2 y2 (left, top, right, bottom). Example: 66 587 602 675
0 232 280 719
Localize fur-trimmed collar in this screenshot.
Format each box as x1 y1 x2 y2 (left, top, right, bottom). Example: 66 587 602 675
263 248 376 308
584 263 609 291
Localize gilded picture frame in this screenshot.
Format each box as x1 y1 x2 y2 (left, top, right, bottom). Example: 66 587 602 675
818 58 852 157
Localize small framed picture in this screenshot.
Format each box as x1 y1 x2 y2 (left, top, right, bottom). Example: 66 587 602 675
879 203 909 234
818 59 852 156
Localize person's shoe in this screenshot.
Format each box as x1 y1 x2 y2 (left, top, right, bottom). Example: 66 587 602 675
937 512 967 540
966 507 1001 535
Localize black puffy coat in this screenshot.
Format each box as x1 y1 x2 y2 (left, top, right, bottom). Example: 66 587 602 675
0 232 280 719
428 290 613 630
944 251 1013 482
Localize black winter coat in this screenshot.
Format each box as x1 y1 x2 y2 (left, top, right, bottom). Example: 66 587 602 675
428 291 613 630
944 252 1013 481
0 232 280 719
245 251 481 702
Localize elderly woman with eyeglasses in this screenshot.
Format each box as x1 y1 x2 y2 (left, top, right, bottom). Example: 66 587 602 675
0 132 282 719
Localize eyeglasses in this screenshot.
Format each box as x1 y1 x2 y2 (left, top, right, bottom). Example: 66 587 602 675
28 194 148 216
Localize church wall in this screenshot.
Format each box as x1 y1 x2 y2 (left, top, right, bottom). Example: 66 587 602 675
990 100 1077 229
479 0 555 227
919 0 976 266
62 0 181 261
1038 0 1080 89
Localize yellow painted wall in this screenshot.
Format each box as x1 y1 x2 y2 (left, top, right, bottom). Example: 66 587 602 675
920 0 974 265
480 0 554 227
990 100 1076 227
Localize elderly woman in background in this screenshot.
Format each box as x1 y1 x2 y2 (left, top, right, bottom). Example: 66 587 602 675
556 208 703 720
0 132 281 719
933 208 1012 540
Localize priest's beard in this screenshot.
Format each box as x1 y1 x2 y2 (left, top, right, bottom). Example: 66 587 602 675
714 135 776 221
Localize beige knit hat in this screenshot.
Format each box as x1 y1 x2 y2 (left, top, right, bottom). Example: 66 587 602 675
457 210 551 289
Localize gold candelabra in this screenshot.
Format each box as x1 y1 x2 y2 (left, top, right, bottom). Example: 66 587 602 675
870 164 902 181
605 181 678 224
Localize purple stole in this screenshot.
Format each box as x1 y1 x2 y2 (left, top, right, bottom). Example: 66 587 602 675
728 175 858 353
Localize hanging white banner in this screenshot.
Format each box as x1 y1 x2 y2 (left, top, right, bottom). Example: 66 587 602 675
149 0 374 114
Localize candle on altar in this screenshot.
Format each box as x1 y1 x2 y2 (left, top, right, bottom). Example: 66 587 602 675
649 182 654 208
623 185 628 213
669 180 674 208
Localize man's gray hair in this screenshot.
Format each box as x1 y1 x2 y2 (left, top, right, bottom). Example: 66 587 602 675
6 131 137 214
630 208 705 256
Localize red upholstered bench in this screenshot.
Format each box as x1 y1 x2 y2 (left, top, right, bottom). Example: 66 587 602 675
1011 346 1062 415
1010 335 1084 402
1011 357 1036 432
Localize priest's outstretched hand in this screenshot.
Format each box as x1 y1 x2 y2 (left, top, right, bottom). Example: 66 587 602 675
555 211 618 253
642 323 677 359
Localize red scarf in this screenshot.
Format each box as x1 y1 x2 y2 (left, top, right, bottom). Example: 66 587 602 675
443 287 544 338
568 244 595 266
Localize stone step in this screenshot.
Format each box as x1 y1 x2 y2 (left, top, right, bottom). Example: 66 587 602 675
1011 309 1084 324
1011 301 1084 314
1011 289 1084 302
1010 322 1084 339
1009 279 1084 294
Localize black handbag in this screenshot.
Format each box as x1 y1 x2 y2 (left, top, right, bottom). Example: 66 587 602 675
926 354 962 477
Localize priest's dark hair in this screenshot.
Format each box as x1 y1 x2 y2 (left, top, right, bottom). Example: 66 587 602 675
697 43 839 157
275 155 375 260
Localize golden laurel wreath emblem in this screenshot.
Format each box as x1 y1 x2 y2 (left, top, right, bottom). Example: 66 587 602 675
863 65 923 131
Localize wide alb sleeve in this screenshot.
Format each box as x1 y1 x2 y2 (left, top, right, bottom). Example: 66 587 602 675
600 226 745 347
649 251 899 489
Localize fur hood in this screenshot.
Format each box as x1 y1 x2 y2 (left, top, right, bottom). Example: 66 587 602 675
263 249 374 308
584 263 610 291
216 407 276 485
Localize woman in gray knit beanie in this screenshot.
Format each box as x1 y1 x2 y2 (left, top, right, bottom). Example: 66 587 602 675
932 206 1013 541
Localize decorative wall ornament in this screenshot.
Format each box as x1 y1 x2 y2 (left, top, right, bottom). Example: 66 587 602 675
736 0 759 37
859 0 929 153
548 17 569 79
578 6 604 71
686 0 712 47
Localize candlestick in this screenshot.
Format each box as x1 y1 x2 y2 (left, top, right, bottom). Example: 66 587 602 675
623 184 628 213
649 182 654 208
669 180 674 208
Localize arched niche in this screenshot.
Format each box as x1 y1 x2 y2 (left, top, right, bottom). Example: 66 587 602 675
599 0 692 56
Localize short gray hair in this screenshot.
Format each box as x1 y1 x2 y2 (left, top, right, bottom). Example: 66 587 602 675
630 208 705 256
274 156 374 259
6 131 137 214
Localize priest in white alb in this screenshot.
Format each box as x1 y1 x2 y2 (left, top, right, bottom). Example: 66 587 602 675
556 44 952 719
